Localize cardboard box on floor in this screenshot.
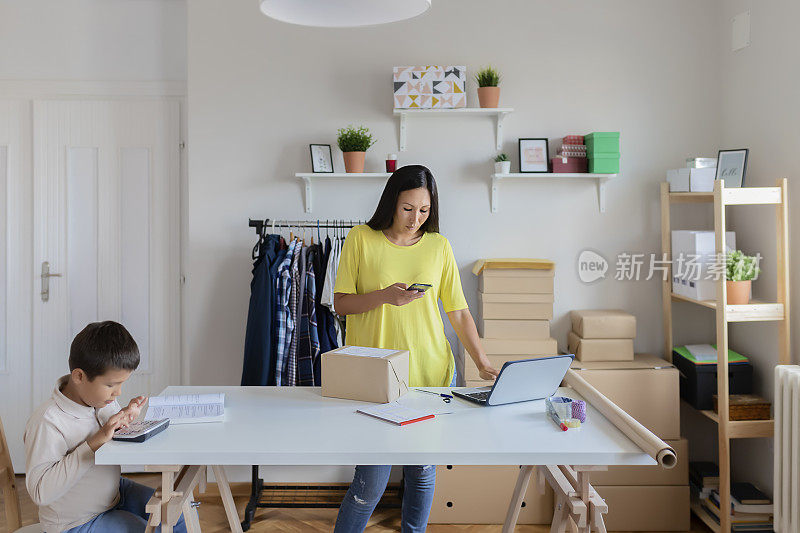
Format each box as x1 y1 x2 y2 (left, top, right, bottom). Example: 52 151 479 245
482 337 558 355
321 346 409 403
567 331 634 362
590 438 688 486
479 271 554 294
594 485 690 531
463 348 558 381
478 319 550 339
570 354 680 439
474 258 555 294
570 309 636 339
429 465 554 524
479 293 554 320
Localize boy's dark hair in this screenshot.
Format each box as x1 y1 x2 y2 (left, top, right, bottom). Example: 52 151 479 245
69 321 140 380
366 165 440 233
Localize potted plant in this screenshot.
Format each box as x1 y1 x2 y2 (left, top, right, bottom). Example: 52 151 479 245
337 125 376 173
726 250 760 305
475 66 501 108
494 153 511 174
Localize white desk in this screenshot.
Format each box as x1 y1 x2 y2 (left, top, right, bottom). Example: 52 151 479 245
97 386 655 532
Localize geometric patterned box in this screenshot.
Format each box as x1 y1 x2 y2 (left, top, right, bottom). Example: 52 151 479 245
393 66 466 109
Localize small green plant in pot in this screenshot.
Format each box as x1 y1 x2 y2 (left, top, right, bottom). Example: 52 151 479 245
475 66 501 108
726 250 761 304
337 125 376 173
494 153 510 174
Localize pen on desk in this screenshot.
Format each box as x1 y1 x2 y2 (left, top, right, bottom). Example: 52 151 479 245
549 410 568 431
414 388 454 399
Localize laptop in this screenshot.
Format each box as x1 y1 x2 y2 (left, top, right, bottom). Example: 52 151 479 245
452 354 574 406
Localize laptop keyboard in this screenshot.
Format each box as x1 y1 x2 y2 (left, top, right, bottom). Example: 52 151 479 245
466 391 491 402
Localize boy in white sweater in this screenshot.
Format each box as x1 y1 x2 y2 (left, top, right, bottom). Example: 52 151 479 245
24 321 187 532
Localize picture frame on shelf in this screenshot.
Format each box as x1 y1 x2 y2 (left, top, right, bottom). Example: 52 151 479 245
518 138 550 173
715 148 748 187
309 144 334 173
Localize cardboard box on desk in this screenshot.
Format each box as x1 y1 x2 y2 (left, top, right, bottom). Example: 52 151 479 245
321 346 409 403
479 293 554 320
590 438 688 486
570 309 636 339
478 319 550 339
570 354 680 439
594 485 690 531
429 465 554 524
567 331 634 362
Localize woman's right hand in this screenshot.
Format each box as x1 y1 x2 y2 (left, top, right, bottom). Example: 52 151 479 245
381 283 425 307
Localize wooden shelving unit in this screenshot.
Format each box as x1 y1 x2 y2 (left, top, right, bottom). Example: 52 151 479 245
660 178 791 533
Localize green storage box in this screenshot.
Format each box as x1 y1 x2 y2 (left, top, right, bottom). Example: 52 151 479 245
586 132 620 153
588 153 620 173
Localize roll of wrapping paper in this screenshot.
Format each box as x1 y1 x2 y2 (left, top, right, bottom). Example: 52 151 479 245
563 369 677 469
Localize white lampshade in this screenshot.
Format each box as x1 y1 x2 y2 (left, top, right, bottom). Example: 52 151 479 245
259 0 431 28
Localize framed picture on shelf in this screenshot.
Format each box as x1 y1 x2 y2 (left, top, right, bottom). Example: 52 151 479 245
309 144 334 173
519 138 550 173
715 148 748 187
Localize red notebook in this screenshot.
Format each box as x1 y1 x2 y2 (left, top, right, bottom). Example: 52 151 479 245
357 403 435 426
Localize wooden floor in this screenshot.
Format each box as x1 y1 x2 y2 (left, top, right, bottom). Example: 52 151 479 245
2 474 710 533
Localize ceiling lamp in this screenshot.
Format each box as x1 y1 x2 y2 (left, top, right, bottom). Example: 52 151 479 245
259 0 431 28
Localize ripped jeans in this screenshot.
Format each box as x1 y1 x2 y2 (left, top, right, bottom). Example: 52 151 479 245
334 465 436 533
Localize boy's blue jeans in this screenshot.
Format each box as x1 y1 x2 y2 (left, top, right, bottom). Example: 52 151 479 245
334 465 436 533
64 477 188 533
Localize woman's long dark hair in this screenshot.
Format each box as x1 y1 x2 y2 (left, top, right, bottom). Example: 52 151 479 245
366 165 439 233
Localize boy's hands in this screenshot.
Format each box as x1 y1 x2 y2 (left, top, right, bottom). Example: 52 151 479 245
86 396 147 452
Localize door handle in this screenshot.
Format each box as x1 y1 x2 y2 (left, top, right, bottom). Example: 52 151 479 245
41 261 62 302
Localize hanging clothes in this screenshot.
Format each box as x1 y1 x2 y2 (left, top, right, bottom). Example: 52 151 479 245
241 234 280 386
267 238 288 385
310 244 331 386
275 238 298 386
296 246 319 386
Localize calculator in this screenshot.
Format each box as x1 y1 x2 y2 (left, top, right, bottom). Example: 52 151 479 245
112 419 170 443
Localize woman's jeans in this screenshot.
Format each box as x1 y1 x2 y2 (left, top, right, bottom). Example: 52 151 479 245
64 477 188 533
334 465 436 533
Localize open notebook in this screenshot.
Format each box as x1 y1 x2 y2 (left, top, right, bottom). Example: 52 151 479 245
143 393 225 424
357 402 434 426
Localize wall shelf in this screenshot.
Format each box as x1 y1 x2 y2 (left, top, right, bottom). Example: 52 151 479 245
490 173 617 214
393 107 513 151
295 173 390 213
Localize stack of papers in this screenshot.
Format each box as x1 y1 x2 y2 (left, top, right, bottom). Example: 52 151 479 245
144 393 225 424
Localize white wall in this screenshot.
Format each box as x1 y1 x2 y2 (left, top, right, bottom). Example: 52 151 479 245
0 0 186 81
186 0 723 387
715 0 800 496
186 0 723 481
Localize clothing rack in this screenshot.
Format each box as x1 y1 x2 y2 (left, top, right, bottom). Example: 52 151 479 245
244 217 396 530
248 218 363 235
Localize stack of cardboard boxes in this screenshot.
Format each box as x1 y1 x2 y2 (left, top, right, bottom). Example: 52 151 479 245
430 259 557 526
567 310 690 531
464 258 558 386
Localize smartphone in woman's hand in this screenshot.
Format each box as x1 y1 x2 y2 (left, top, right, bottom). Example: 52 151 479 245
406 283 432 292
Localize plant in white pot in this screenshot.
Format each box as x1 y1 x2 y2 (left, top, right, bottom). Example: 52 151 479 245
494 153 511 174
726 250 760 305
475 66 501 108
337 125 376 173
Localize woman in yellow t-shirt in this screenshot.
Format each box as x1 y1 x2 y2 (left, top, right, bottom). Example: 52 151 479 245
332 165 498 533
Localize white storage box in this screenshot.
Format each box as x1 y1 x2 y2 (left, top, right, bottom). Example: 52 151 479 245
671 231 735 298
666 167 716 192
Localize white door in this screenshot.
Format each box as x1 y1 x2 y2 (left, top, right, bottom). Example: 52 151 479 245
2 98 180 470
0 99 34 472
